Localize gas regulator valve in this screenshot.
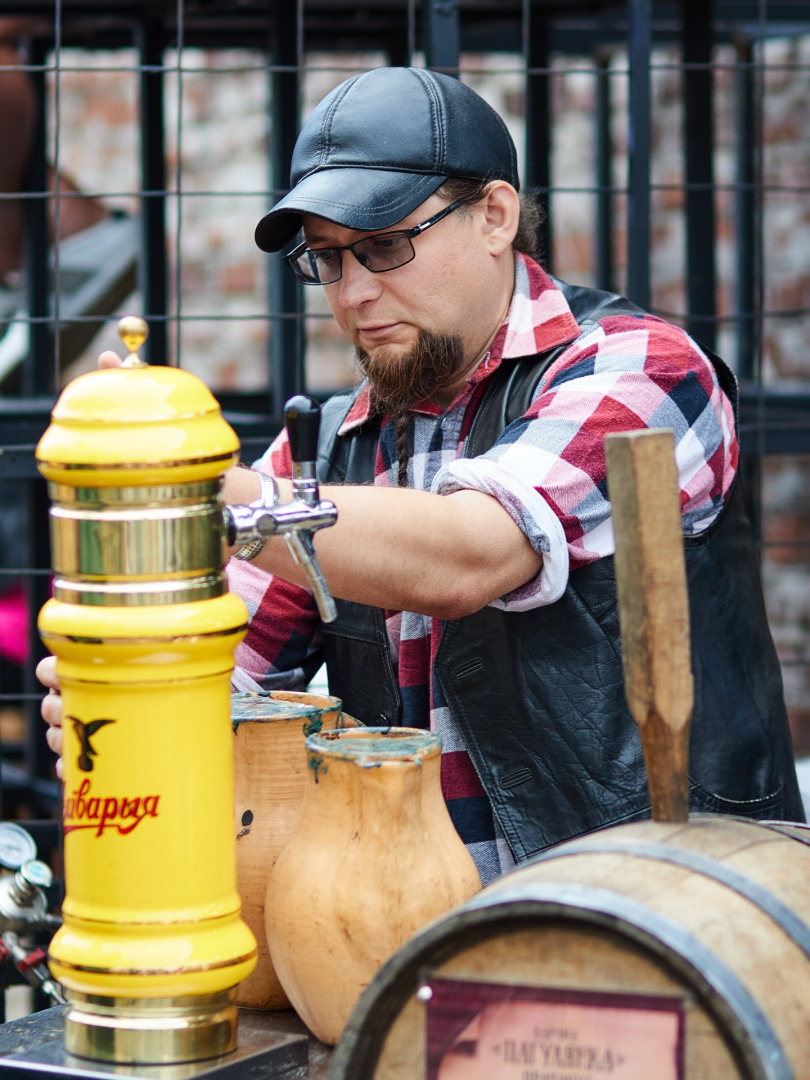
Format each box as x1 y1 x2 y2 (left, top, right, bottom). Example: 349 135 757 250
0 824 59 933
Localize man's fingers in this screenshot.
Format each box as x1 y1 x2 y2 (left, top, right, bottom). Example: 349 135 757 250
35 655 59 692
99 350 124 369
45 725 63 757
45 725 65 780
41 691 63 728
37 655 63 730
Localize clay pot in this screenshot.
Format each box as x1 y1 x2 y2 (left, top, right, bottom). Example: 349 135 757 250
263 727 482 1044
263 689 342 731
232 690 356 1010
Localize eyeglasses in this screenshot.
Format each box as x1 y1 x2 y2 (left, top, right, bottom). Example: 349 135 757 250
284 200 464 285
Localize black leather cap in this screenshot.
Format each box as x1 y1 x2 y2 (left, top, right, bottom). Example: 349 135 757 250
255 67 519 253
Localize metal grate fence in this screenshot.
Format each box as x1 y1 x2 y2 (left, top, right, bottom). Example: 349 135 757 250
1 0 810 818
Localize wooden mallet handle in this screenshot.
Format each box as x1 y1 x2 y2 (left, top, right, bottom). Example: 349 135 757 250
605 429 693 823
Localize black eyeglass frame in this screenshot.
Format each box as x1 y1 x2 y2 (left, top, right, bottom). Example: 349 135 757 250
283 199 465 285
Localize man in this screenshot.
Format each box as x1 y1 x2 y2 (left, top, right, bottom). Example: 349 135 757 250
42 67 803 885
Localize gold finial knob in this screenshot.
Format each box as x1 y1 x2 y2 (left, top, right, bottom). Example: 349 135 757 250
118 316 149 368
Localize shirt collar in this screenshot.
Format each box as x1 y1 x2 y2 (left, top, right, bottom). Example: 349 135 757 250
339 254 581 434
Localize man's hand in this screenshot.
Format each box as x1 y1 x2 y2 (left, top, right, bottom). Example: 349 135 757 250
36 656 64 780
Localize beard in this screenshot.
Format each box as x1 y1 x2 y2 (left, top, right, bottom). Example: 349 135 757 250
355 329 465 420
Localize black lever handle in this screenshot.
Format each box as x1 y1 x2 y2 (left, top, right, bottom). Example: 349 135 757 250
284 395 321 465
227 393 337 622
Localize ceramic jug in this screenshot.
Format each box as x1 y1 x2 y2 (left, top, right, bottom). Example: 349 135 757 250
263 727 481 1044
232 690 355 1009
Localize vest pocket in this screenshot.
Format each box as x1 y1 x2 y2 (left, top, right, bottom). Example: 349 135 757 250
688 777 786 819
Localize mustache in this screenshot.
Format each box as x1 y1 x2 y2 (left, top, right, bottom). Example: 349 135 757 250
355 330 465 420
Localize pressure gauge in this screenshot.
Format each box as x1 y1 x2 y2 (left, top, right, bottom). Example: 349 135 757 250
0 823 37 870
19 860 53 890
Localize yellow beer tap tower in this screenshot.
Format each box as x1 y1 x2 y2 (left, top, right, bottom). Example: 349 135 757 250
36 319 257 1064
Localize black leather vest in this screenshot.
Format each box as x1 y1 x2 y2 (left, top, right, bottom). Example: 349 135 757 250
316 280 805 859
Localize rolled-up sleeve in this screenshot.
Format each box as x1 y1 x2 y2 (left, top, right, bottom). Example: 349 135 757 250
432 316 736 612
432 457 569 610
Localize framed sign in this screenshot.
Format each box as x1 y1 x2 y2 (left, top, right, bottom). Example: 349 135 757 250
421 977 685 1080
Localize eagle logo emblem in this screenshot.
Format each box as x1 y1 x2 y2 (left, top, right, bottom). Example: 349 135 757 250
68 717 116 772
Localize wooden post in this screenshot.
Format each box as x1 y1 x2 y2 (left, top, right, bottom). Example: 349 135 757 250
605 429 693 822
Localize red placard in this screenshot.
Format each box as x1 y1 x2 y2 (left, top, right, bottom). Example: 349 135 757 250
422 977 684 1080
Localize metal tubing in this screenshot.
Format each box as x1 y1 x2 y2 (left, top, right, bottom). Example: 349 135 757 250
526 8 552 271
734 35 756 383
626 0 651 310
423 0 460 74
595 51 614 293
137 21 168 367
682 0 717 352
269 5 304 415
16 31 57 818
23 478 55 816
733 32 762 548
23 36 52 397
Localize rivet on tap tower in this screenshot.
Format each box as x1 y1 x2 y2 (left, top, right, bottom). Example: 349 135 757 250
35 318 257 1064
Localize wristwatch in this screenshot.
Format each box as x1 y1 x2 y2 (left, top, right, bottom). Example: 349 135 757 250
232 471 280 561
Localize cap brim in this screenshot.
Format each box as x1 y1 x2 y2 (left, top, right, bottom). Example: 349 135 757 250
255 167 447 252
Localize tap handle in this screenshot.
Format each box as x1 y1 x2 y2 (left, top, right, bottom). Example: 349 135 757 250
285 395 321 470
281 395 336 622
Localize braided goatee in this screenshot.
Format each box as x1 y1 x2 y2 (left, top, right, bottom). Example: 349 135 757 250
356 329 465 486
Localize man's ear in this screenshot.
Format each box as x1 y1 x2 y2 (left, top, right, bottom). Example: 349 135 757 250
479 181 521 255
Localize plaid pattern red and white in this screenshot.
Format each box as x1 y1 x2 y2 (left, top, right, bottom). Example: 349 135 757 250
228 255 738 884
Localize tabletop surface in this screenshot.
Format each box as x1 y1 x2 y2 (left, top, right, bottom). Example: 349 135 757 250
0 1007 333 1080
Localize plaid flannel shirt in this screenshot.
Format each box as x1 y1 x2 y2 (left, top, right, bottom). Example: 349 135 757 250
228 255 738 885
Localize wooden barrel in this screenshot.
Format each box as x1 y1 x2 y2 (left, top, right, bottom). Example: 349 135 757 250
231 690 357 1010
331 815 810 1079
